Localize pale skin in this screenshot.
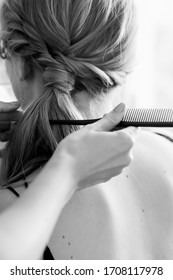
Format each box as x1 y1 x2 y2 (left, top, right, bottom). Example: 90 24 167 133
1 54 173 260
0 55 139 259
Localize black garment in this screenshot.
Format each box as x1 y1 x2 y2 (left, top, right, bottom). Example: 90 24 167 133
7 186 54 260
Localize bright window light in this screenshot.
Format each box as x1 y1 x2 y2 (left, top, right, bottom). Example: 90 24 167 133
124 0 173 108
0 0 173 108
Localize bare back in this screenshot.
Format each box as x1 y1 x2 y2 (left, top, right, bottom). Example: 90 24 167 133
0 130 173 259
48 130 173 259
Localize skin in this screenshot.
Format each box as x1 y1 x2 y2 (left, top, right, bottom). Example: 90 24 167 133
0 53 140 259
0 101 22 143
3 54 173 260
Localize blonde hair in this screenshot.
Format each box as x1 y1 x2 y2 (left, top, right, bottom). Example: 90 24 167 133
0 0 136 186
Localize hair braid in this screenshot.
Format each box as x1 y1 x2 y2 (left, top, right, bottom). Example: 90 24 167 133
0 0 136 187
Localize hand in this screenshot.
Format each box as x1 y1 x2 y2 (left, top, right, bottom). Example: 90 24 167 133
56 103 140 190
0 101 22 142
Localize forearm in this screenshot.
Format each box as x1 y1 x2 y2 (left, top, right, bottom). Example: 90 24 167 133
0 157 76 260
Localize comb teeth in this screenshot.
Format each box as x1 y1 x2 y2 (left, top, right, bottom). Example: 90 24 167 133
123 109 173 123
49 108 173 127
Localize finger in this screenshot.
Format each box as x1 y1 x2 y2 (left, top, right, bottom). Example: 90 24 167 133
0 130 11 142
89 103 125 132
0 122 11 132
0 101 21 113
0 110 23 122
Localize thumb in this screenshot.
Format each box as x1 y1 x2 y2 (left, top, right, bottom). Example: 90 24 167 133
92 103 125 131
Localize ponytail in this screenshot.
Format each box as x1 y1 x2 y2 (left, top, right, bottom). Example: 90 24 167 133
0 0 136 187
1 70 84 186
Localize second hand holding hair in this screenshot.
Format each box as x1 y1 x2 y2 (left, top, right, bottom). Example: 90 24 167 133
0 101 22 143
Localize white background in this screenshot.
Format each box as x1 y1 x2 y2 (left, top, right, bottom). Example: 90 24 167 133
1 0 173 109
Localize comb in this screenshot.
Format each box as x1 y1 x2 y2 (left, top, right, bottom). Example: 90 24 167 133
49 108 173 128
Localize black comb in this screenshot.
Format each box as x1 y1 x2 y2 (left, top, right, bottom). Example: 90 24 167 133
49 108 173 128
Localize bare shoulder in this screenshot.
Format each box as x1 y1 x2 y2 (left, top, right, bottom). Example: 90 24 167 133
133 128 173 170
130 128 173 195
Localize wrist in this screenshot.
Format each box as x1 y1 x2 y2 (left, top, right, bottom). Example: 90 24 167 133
47 150 79 193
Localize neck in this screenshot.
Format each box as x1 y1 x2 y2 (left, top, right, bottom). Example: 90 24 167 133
73 86 123 118
23 72 124 118
21 71 44 110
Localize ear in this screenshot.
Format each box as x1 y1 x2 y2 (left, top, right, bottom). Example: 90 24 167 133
16 56 32 81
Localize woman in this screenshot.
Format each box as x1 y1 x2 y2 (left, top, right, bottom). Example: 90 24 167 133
0 101 137 260
0 0 139 260
0 0 173 260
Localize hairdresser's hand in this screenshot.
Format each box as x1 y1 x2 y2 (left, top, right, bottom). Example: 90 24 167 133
0 101 22 142
56 103 140 190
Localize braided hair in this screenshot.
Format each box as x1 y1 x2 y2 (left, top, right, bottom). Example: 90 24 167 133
0 0 136 186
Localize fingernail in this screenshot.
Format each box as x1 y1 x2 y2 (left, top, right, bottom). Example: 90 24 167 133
114 103 125 113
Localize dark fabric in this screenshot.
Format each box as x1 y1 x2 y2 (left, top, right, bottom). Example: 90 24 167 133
43 246 54 260
7 186 54 260
7 186 20 197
